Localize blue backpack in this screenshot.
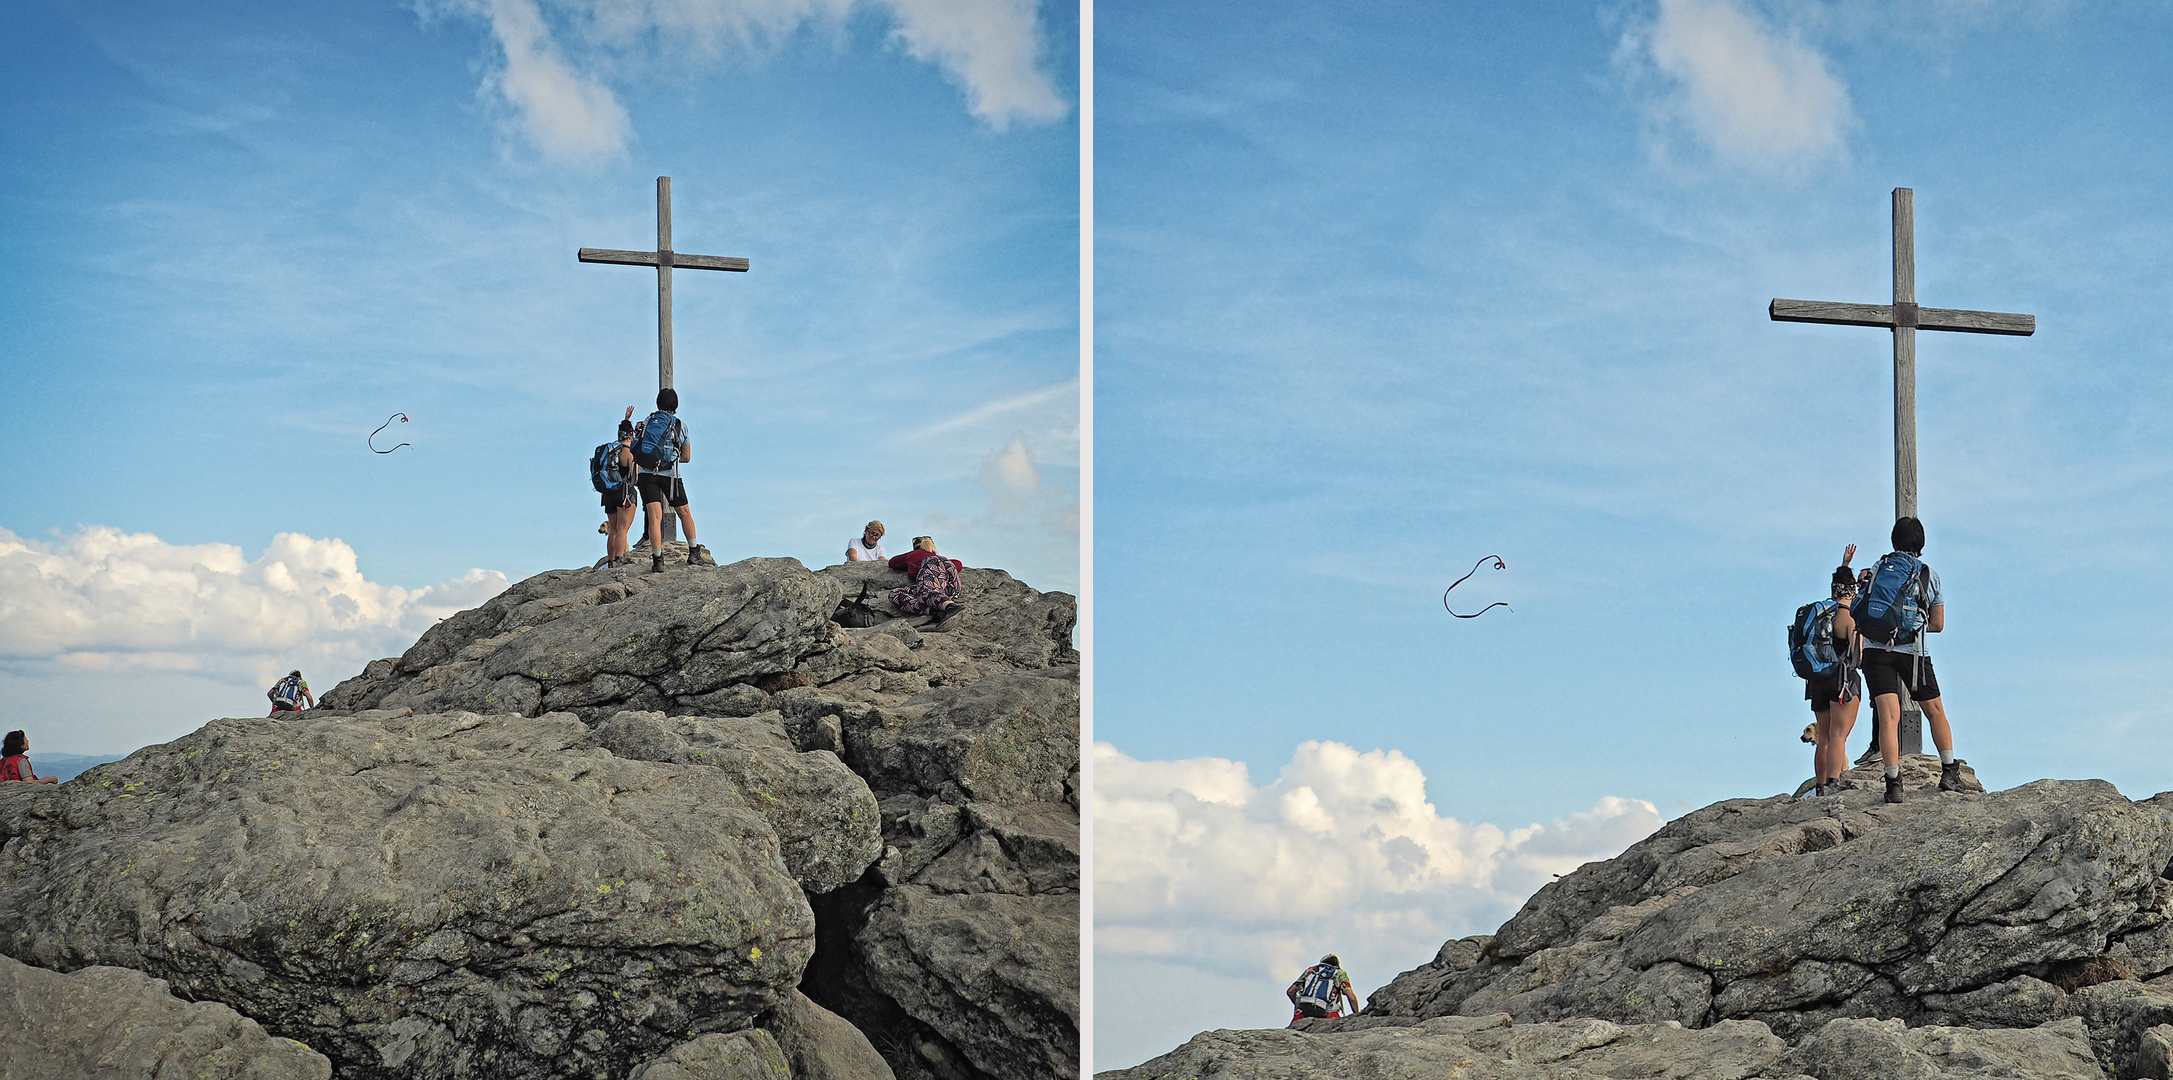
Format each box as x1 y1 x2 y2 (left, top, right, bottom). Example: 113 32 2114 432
1851 552 1930 646
1788 599 1844 680
1295 963 1341 1014
633 411 681 470
590 442 629 494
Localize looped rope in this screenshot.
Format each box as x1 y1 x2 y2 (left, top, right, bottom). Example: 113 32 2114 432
369 413 410 454
1444 555 1511 618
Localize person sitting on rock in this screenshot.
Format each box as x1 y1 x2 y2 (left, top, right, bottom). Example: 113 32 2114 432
268 670 314 716
1806 546 1864 796
0 730 58 785
1287 954 1360 1023
888 536 967 628
1860 516 1960 803
846 520 887 562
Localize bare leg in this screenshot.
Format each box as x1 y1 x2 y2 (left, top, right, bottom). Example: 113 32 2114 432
1874 694 1901 769
1812 705 1833 785
645 500 665 557
674 504 697 546
1921 695 1953 756
1833 694 1860 779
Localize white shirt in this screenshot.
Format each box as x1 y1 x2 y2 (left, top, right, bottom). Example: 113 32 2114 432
848 539 888 561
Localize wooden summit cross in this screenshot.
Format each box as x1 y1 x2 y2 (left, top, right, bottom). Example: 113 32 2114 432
579 176 748 543
1769 187 2035 755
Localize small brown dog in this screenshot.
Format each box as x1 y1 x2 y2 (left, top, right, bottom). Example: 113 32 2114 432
1800 722 1818 745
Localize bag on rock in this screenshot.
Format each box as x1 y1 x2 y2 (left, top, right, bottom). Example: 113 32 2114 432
1851 552 1930 646
1788 598 1844 680
633 411 681 470
831 582 884 628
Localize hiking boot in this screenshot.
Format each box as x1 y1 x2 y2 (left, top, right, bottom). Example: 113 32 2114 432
651 553 666 574
1884 774 1905 804
688 544 715 567
1939 759 1967 792
928 601 967 629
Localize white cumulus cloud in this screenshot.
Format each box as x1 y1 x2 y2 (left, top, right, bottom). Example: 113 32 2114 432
1617 0 1854 176
1094 739 1661 985
977 433 1042 511
478 0 634 165
0 526 507 688
435 0 1068 163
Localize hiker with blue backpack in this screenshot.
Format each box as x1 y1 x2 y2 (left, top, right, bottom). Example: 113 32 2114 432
591 411 641 566
1792 545 1864 797
1854 516 1960 804
1287 954 1361 1023
630 389 715 573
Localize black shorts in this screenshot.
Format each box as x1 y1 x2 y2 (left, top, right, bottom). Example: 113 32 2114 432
1862 649 1940 702
602 486 636 512
1805 667 1862 711
637 475 688 508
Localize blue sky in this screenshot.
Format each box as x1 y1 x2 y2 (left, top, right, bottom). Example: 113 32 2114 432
0 0 1078 753
1093 0 2173 1067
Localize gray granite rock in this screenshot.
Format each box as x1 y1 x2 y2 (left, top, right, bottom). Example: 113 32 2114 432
1096 1012 1800 1079
629 1029 793 1080
0 710 863 1080
763 988 896 1080
1372 760 2173 1044
1781 1016 2102 1079
0 952 332 1080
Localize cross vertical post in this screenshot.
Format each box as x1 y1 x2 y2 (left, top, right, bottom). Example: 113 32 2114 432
657 176 674 390
1769 187 2035 759
1892 187 1916 521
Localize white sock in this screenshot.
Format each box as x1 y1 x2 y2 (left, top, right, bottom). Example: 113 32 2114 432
1940 750 1955 765
1885 766 1901 780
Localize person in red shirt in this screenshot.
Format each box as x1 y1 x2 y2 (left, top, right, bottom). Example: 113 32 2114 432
1 730 59 785
888 536 968 627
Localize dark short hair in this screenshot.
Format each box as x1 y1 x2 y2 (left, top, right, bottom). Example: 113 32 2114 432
1891 516 1925 555
657 388 679 412
1322 953 1340 967
2 730 24 757
1831 565 1856 589
618 419 635 438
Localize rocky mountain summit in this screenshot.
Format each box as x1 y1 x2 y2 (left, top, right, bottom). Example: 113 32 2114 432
1105 755 2173 1079
0 553 1077 1080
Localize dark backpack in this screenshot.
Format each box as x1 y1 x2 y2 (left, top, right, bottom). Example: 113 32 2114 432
633 411 681 470
1788 599 1844 680
590 442 629 494
1294 964 1340 1014
831 582 884 628
1852 553 1929 646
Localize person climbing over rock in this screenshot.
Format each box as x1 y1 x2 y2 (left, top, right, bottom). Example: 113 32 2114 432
1803 545 1863 796
1287 954 1360 1022
632 388 715 572
1857 516 1960 803
846 520 887 562
0 730 59 785
888 536 967 628
267 670 314 715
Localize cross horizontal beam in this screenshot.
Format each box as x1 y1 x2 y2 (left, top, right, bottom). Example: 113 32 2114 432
578 248 749 272
1769 298 2033 336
